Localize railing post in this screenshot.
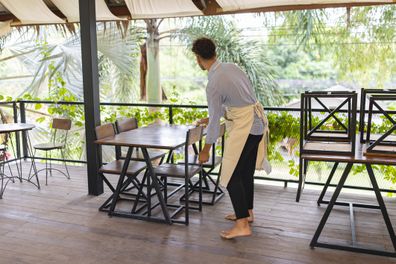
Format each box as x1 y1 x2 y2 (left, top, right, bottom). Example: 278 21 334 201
19 101 28 159
12 101 21 159
169 106 173 124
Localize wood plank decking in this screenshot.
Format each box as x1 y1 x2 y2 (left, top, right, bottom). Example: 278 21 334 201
0 163 395 264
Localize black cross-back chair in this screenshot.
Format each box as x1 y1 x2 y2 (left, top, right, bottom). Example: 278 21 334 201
114 117 168 200
303 91 357 143
359 88 396 144
180 123 226 205
95 123 148 213
29 118 72 186
154 126 204 225
365 94 396 156
115 117 167 162
296 91 357 202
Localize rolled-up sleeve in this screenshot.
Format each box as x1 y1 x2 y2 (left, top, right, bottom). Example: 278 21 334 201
205 84 223 144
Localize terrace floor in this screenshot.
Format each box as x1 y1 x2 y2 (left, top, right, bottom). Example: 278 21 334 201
0 163 396 264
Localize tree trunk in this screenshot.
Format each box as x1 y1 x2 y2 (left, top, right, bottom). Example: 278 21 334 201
139 43 147 101
145 19 161 104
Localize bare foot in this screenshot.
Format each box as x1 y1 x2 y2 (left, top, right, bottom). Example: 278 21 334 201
220 218 252 239
225 210 254 223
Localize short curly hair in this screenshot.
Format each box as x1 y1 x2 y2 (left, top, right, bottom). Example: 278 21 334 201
191 37 216 59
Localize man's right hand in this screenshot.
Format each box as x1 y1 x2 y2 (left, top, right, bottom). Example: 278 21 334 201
195 117 209 127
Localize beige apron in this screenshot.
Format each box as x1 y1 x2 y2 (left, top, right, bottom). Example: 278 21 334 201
220 102 271 187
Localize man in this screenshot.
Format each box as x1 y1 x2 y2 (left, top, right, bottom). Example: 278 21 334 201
192 37 269 239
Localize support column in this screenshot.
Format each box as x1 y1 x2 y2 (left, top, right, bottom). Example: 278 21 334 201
79 0 103 195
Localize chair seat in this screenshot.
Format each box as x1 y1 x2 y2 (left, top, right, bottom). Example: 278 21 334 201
99 160 147 176
181 155 222 168
154 163 201 178
34 142 64 150
132 149 167 161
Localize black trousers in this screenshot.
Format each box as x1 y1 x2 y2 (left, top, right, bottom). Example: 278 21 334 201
227 134 263 219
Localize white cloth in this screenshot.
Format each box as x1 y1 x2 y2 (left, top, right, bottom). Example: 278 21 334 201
217 0 395 11
0 0 64 24
51 0 122 23
124 0 202 19
0 20 11 37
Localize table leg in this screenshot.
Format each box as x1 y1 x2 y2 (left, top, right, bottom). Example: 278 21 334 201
366 164 396 250
317 162 339 206
141 147 171 224
310 162 353 247
108 147 133 215
26 132 40 189
296 157 305 202
8 134 22 182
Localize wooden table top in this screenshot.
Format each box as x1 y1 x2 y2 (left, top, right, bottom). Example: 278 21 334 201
0 123 35 133
302 138 396 165
95 124 196 150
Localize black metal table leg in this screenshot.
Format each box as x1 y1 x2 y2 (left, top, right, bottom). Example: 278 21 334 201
311 162 396 257
317 162 339 206
296 157 304 202
310 162 353 247
108 147 133 215
366 164 396 250
141 147 171 224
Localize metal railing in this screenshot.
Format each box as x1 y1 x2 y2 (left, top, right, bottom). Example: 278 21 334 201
1 100 395 194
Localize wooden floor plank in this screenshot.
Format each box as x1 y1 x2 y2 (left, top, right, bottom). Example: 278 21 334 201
0 163 395 263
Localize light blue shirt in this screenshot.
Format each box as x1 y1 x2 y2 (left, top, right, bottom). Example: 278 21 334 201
205 60 264 144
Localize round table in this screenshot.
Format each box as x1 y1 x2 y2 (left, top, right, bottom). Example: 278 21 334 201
0 123 40 198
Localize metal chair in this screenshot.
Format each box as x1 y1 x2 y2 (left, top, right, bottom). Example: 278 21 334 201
154 126 204 225
359 88 396 143
365 94 396 156
300 91 357 155
181 123 225 205
115 117 167 162
95 123 148 213
0 144 15 198
297 91 357 202
29 118 72 185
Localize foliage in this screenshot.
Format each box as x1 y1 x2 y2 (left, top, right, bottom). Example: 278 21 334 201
269 6 396 87
1 23 143 101
179 16 284 106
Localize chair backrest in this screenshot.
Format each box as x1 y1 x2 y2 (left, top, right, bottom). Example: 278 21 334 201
95 123 115 140
365 94 396 155
52 118 72 130
300 91 357 156
115 117 138 133
187 126 203 146
359 88 396 143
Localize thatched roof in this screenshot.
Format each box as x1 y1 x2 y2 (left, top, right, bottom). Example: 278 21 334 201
0 0 394 25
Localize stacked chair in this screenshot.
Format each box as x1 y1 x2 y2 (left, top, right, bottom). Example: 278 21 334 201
297 90 357 201
360 88 396 157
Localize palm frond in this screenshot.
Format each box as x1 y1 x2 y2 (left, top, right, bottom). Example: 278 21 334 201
180 16 283 106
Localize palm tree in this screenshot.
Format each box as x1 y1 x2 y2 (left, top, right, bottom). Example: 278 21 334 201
180 16 283 106
0 22 143 102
